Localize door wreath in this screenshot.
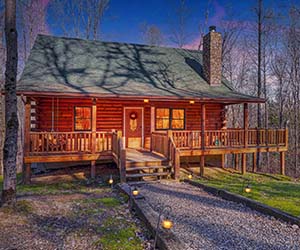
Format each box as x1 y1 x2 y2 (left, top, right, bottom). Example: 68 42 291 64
130 111 138 120
129 111 138 131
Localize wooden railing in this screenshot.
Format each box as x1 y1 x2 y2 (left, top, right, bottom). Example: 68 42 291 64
29 131 113 155
168 137 180 179
172 128 288 149
151 131 169 157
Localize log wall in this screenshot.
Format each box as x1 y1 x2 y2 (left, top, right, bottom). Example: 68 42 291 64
33 97 225 149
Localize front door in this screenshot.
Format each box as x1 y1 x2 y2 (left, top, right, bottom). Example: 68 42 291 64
124 108 143 148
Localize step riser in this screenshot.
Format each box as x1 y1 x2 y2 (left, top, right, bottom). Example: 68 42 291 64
126 161 169 168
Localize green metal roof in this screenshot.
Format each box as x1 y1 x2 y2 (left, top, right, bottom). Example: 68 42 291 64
17 34 262 102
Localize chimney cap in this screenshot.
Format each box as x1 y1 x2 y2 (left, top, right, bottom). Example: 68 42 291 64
209 25 217 32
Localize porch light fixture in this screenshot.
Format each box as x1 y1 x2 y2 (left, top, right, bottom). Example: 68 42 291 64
189 100 195 104
153 205 173 248
144 99 149 103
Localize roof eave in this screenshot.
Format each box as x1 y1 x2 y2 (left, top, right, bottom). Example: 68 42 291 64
13 90 266 104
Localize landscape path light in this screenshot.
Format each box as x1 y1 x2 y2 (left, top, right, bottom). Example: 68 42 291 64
108 174 113 188
153 205 173 249
242 179 252 193
129 186 139 211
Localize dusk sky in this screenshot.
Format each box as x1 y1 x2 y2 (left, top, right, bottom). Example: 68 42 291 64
45 0 298 48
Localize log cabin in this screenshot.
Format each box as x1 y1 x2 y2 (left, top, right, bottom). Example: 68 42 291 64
15 26 288 183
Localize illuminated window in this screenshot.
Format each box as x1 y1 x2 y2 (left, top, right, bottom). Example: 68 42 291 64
156 108 185 130
171 109 185 129
74 107 92 131
156 108 170 129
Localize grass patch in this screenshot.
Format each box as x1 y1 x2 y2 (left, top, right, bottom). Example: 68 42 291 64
193 168 300 216
82 197 121 208
1 200 34 215
95 217 143 250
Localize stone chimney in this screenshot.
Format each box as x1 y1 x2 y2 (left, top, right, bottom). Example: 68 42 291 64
203 26 222 86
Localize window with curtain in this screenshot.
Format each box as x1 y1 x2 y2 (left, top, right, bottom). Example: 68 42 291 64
74 107 92 131
156 108 185 130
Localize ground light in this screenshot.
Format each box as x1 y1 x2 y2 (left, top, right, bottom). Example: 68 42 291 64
244 184 252 193
242 179 251 193
129 186 139 210
188 173 193 179
132 187 139 196
108 175 113 188
153 205 173 249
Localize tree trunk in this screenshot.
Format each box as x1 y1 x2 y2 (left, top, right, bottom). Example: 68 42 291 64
1 0 18 206
256 0 263 170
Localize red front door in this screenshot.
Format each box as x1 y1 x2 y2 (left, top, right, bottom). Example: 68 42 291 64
124 108 143 148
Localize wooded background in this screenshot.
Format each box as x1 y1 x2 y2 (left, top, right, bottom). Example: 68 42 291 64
0 0 299 177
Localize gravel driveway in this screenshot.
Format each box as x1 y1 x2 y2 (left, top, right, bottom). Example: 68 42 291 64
138 181 300 250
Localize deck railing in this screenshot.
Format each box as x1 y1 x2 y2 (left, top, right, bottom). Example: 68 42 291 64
29 131 113 155
151 131 169 157
172 128 288 149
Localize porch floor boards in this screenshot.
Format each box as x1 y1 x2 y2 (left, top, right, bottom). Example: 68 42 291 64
125 148 167 164
124 149 171 181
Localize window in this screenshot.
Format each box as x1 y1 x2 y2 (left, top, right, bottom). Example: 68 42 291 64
74 107 92 131
156 108 170 129
156 108 185 130
171 109 185 129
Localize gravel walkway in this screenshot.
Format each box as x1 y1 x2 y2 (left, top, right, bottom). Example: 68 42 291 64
138 181 300 250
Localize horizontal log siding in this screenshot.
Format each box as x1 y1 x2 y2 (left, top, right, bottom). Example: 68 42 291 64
205 104 224 130
34 98 225 134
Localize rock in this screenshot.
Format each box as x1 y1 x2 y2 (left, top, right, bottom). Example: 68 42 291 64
292 224 299 230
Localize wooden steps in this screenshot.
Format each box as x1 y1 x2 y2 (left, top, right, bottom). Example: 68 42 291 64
124 149 172 182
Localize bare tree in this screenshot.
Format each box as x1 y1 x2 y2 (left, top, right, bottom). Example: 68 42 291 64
140 23 164 46
169 0 191 48
286 7 300 175
197 0 211 50
48 0 109 40
1 0 18 206
0 2 5 176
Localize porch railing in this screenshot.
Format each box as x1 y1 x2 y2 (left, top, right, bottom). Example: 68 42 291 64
172 128 288 149
150 131 169 157
29 131 113 155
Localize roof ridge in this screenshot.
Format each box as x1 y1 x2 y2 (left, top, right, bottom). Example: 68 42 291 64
36 34 202 53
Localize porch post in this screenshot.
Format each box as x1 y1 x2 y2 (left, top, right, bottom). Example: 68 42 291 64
241 154 247 175
244 103 249 147
24 97 31 184
200 103 206 177
280 151 285 175
234 154 239 170
252 153 257 172
242 103 249 174
91 98 97 178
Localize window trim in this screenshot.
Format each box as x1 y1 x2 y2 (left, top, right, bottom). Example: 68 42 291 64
74 106 92 131
155 108 185 130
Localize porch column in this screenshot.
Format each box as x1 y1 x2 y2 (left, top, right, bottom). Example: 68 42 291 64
200 103 206 177
280 151 285 175
252 153 257 172
244 103 249 146
234 154 239 170
241 154 247 175
242 103 249 174
24 97 31 184
91 98 97 179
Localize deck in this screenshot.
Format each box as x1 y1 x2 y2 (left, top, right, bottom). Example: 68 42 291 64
23 128 288 183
